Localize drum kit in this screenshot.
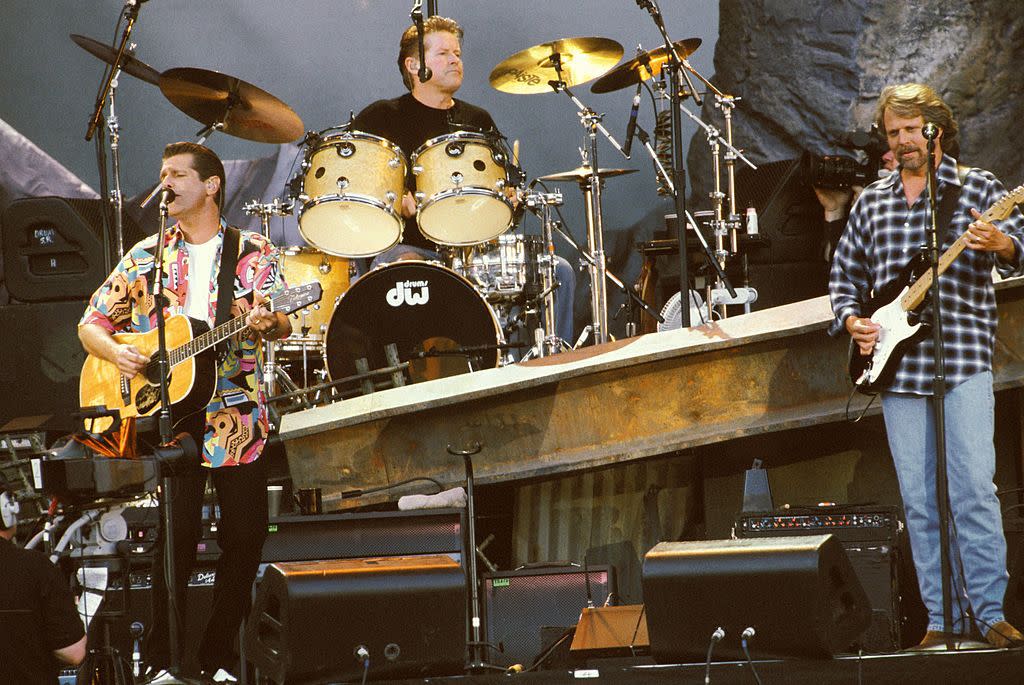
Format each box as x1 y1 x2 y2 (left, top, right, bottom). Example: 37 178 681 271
74 3 761 412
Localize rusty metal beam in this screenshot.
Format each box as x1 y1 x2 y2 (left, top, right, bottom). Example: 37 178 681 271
280 280 1024 510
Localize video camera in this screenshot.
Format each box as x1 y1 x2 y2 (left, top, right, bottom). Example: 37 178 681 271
802 128 888 190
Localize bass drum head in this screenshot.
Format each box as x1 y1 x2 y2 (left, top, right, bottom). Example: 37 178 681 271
324 261 501 386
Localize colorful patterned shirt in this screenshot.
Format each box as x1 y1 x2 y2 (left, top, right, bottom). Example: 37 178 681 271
829 155 1024 394
80 221 286 467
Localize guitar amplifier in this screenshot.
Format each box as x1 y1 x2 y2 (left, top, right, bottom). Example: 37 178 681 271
734 505 923 652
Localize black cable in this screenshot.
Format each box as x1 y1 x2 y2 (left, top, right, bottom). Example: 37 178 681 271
704 627 723 685
341 476 445 499
740 632 763 685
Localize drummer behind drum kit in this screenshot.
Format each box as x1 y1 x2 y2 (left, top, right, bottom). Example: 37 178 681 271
74 6 763 414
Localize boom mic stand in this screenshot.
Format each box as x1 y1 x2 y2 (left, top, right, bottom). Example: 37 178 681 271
924 129 956 647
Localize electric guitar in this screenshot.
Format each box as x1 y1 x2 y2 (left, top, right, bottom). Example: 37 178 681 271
79 283 322 430
849 186 1024 394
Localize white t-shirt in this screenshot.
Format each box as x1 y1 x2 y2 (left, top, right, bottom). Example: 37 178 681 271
184 237 220 324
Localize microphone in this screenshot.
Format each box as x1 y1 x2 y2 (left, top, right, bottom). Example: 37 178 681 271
922 122 940 140
158 187 176 210
711 627 725 643
622 81 642 159
741 626 756 641
411 1 431 84
353 645 369 663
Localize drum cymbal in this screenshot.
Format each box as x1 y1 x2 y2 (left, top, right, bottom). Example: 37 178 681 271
590 38 702 94
489 37 624 95
70 33 161 86
537 165 637 182
159 67 304 144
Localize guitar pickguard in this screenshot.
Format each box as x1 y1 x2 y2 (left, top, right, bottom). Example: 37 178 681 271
135 384 160 415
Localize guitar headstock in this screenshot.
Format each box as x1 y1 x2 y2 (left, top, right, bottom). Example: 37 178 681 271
984 184 1024 222
272 283 323 315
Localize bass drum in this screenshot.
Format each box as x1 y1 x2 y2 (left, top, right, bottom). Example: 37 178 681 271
324 261 503 385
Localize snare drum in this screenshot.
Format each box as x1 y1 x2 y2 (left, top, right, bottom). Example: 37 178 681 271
276 247 350 356
324 261 502 385
298 131 406 258
411 132 514 246
447 233 543 301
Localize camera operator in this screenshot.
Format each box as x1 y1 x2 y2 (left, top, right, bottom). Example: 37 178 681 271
807 129 899 260
0 481 87 684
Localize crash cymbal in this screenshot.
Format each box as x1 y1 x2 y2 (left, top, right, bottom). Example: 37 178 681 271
490 37 623 95
537 165 638 182
159 67 304 144
71 33 161 86
590 38 702 94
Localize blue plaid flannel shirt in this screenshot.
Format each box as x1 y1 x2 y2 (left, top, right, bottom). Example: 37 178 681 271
829 155 1024 395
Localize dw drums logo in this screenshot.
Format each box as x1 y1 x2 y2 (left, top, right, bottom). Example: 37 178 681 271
386 280 430 306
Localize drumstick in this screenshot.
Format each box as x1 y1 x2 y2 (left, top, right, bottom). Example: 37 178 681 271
512 139 520 167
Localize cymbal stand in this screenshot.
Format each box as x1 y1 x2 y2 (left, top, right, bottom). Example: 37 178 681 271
521 190 570 358
547 53 627 345
242 199 300 406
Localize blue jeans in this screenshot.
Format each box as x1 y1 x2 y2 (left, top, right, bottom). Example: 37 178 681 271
370 244 576 343
881 371 1008 633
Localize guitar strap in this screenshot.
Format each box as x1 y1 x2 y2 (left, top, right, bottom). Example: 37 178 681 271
214 226 240 357
936 165 973 244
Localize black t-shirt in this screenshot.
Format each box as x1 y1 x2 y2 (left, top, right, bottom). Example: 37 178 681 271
352 92 499 251
0 537 85 684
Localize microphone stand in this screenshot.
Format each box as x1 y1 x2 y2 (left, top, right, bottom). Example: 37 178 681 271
151 195 201 683
924 133 955 646
411 1 431 84
635 0 699 326
446 443 504 674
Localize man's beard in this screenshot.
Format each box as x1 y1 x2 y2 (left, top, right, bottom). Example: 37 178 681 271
898 146 925 171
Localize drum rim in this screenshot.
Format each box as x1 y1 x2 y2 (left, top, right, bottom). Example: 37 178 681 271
410 130 504 161
307 129 407 164
323 259 505 382
278 244 354 257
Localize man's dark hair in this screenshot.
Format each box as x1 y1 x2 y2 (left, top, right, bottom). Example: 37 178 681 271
397 16 463 91
162 141 226 210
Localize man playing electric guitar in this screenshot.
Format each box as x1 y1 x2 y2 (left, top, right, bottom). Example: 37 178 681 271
829 83 1024 649
78 142 291 680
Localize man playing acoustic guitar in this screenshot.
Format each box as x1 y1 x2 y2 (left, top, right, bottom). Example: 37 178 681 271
829 83 1024 649
78 141 291 680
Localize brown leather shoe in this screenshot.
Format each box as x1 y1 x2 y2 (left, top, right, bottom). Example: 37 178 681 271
914 630 961 649
984 621 1024 648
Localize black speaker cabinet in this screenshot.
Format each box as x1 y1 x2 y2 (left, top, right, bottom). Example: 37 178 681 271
642 535 871 661
0 299 88 432
1 196 143 302
482 565 614 669
246 555 467 684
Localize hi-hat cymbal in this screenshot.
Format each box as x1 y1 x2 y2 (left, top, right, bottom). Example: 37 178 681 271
590 38 702 94
490 37 624 95
71 33 161 86
159 67 304 144
537 165 637 182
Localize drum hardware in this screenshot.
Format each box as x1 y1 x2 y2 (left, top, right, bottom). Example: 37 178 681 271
676 97 756 319
532 168 663 343
519 190 569 359
268 353 411 414
296 131 406 257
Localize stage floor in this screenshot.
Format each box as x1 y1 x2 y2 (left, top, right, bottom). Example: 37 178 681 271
320 647 1023 684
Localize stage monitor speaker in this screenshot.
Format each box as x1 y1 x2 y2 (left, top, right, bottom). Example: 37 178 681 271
0 299 88 432
482 565 614 669
260 508 466 563
642 535 871 661
245 555 467 684
1 196 141 302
